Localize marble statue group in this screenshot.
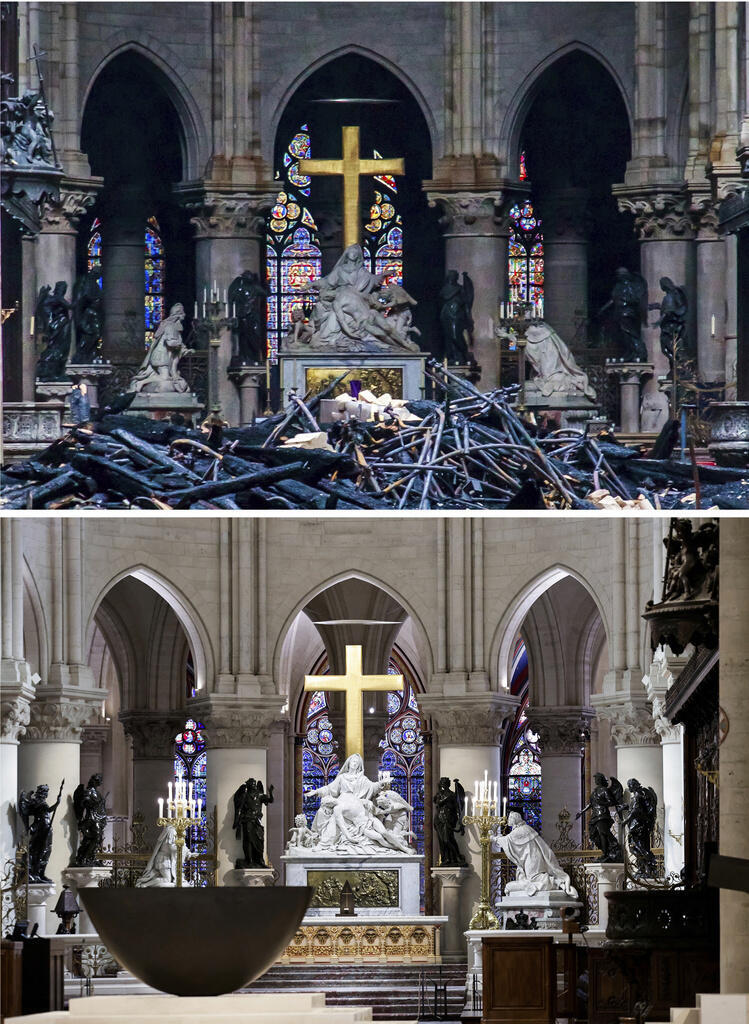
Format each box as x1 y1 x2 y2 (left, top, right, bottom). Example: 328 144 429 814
286 753 416 857
492 811 578 898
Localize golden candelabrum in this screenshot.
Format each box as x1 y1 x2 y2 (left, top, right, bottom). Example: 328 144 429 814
156 780 202 888
462 774 505 930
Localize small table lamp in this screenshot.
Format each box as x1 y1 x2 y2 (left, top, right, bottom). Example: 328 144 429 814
337 880 356 917
53 885 80 934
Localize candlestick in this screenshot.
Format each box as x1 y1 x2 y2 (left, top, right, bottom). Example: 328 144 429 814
711 314 716 337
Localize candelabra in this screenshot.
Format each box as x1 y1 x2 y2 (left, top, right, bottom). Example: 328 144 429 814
462 772 504 930
193 283 237 411
156 779 203 888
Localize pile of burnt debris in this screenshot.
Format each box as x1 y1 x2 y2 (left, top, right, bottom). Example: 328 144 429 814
2 364 747 511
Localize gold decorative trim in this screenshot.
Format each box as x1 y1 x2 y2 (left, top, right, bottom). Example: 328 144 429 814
281 922 441 963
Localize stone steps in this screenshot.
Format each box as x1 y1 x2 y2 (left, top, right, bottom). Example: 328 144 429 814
245 964 467 1021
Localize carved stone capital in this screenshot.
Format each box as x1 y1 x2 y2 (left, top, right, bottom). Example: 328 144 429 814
24 699 99 742
39 182 99 235
426 190 506 231
651 696 682 744
1 693 32 742
180 188 276 240
190 696 287 749
614 188 694 241
119 711 184 760
526 708 594 755
418 694 518 746
595 700 660 748
689 195 721 239
533 189 592 241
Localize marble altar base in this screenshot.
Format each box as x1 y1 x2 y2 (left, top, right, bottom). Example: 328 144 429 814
279 352 426 403
125 392 203 425
496 891 583 930
8 992 407 1024
281 854 423 917
281 914 447 964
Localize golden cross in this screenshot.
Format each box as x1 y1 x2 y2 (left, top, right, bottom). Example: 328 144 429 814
304 644 403 760
298 125 405 249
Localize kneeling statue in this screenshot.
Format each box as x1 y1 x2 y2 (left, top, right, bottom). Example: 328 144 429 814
492 811 578 897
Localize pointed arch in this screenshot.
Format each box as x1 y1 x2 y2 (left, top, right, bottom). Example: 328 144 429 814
22 557 49 684
85 566 214 697
80 37 207 180
500 42 634 175
488 564 611 694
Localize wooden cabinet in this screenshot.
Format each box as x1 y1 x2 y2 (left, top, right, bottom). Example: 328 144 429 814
481 935 555 1024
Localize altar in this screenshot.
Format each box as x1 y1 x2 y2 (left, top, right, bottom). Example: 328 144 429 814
279 351 426 404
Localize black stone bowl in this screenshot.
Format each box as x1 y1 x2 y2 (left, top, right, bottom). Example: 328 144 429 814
79 886 312 996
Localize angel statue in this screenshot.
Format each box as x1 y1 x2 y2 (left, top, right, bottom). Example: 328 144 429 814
439 271 474 364
19 780 64 882
433 777 466 866
598 267 648 362
35 282 72 381
72 773 108 867
623 778 658 878
576 773 625 862
71 271 104 363
649 277 688 369
232 778 274 869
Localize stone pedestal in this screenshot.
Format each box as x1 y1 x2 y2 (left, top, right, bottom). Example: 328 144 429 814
36 380 74 407
431 865 471 962
496 890 583 930
586 863 624 933
228 365 266 425
65 363 114 413
605 361 654 432
61 866 111 934
282 854 423 917
27 881 56 935
125 391 203 425
223 867 277 887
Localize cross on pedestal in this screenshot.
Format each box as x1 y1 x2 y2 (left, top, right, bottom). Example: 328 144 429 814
304 644 403 759
298 125 404 249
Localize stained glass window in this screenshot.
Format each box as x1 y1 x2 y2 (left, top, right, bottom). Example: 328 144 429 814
508 153 544 313
87 218 102 289
144 216 165 349
363 152 403 286
85 217 166 348
266 126 321 363
174 717 207 885
502 637 542 831
300 652 425 908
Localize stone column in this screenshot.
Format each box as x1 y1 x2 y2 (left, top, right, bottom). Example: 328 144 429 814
228 366 266 424
193 697 285 883
420 693 517 938
614 189 695 430
527 708 594 847
425 191 510 388
533 189 590 349
37 183 99 309
689 197 727 385
605 363 654 433
17 699 98 932
21 232 38 400
0 689 34 871
719 520 749 993
119 711 184 841
180 189 275 425
595 700 663 810
100 187 150 366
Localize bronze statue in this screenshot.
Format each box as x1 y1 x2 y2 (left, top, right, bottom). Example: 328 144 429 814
649 276 688 368
228 270 267 365
599 268 648 361
18 780 64 881
232 778 274 868
35 282 72 381
623 778 658 877
72 773 108 866
662 519 718 602
439 271 474 364
576 773 624 862
433 777 466 866
1 89 55 167
71 271 103 363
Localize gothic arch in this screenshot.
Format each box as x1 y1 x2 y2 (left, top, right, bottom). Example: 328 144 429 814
266 44 438 163
488 564 611 695
271 568 435 701
80 37 207 180
91 600 135 709
85 566 214 698
499 42 634 175
22 558 48 683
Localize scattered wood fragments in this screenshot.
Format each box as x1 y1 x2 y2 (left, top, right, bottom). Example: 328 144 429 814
2 360 748 510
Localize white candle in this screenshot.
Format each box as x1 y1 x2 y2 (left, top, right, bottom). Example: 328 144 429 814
223 288 227 304
168 781 173 803
213 279 217 297
189 781 193 801
503 796 507 817
711 314 716 337
197 798 202 818
493 781 498 806
158 797 164 819
471 796 476 816
232 302 236 318
203 287 207 304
